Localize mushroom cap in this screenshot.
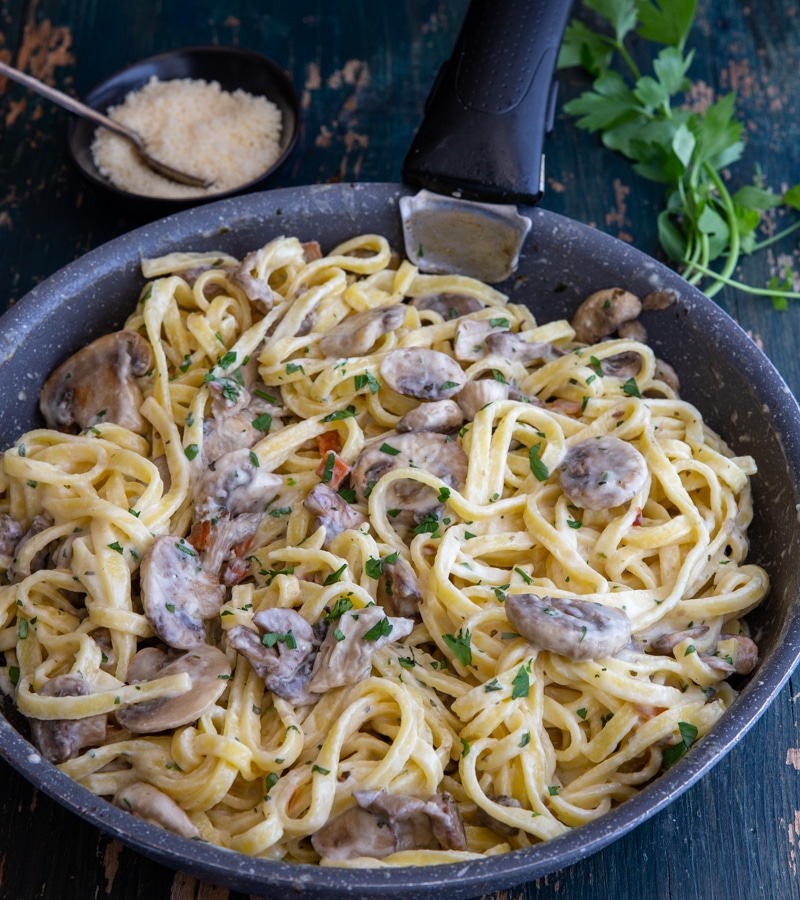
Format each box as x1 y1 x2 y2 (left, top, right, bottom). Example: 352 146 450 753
505 593 631 661
115 643 231 734
380 348 464 401
559 435 648 510
319 305 406 357
140 536 225 650
39 330 153 435
350 431 468 514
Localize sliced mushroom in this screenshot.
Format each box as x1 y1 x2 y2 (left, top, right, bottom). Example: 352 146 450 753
116 643 230 734
704 633 759 675
571 288 642 344
228 608 322 705
649 624 710 656
484 331 562 364
424 791 468 851
303 483 368 547
456 378 509 420
40 331 153 435
310 805 399 860
410 293 484 319
127 646 169 683
380 349 464 401
0 512 24 558
351 432 468 519
140 536 224 649
7 513 55 584
307 607 414 693
396 399 463 434
616 318 648 342
476 794 521 837
653 358 680 394
28 674 107 764
642 288 678 310
355 789 466 851
600 351 642 379
505 593 632 661
193 448 282 522
113 781 200 839
377 553 423 618
231 247 275 312
319 305 406 357
453 319 503 362
559 436 648 510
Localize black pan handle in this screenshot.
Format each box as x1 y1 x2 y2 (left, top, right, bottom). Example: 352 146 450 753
402 0 573 206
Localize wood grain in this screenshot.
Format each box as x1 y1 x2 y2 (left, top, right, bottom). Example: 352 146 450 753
1 1 800 898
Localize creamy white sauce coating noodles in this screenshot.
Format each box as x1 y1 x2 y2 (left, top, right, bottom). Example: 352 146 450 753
0 234 769 866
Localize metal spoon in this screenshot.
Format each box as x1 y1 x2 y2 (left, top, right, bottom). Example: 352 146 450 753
0 60 212 189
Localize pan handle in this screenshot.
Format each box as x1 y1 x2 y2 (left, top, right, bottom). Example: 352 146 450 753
402 0 573 206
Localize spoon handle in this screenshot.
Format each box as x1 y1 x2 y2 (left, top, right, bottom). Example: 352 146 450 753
0 59 145 148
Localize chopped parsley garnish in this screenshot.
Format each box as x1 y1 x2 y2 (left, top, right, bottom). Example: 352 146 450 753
662 721 699 769
338 486 357 503
323 563 348 585
413 512 441 537
107 541 124 554
262 630 297 650
253 413 273 432
442 628 472 666
511 663 531 700
354 372 381 394
489 317 510 328
286 362 305 375
320 452 336 483
184 443 199 461
528 442 550 481
326 596 354 620
622 377 641 398
514 567 533 584
490 369 508 384
365 558 383 579
321 405 356 422
380 442 400 456
362 617 393 641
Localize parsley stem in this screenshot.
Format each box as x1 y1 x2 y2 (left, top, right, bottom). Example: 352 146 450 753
702 163 741 298
748 218 800 253
681 261 800 300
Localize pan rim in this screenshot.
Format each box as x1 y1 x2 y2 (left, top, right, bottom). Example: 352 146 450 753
2 182 800 898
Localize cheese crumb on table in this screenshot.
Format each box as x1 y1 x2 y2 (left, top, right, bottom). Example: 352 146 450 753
91 76 283 199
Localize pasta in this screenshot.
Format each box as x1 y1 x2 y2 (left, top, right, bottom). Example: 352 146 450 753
0 233 768 865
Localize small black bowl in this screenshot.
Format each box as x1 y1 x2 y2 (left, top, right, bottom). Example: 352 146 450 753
67 45 300 214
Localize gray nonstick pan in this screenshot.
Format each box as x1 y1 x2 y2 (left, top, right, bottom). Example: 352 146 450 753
2 2 800 899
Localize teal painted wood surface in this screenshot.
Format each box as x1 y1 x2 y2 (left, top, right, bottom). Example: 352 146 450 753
1 2 800 898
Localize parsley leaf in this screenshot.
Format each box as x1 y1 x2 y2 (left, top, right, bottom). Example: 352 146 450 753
442 629 472 666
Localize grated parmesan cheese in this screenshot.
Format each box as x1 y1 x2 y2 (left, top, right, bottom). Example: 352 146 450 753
90 76 283 199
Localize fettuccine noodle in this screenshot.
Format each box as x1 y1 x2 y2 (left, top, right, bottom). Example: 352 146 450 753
0 233 768 865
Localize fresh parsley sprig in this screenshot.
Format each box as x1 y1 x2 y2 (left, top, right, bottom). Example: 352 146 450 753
558 0 800 308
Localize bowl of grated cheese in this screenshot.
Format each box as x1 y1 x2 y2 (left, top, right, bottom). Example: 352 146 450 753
67 45 300 210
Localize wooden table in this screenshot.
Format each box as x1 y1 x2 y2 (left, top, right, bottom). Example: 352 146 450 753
1 1 799 898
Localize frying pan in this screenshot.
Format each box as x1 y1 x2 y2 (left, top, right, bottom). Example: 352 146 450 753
2 2 800 898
